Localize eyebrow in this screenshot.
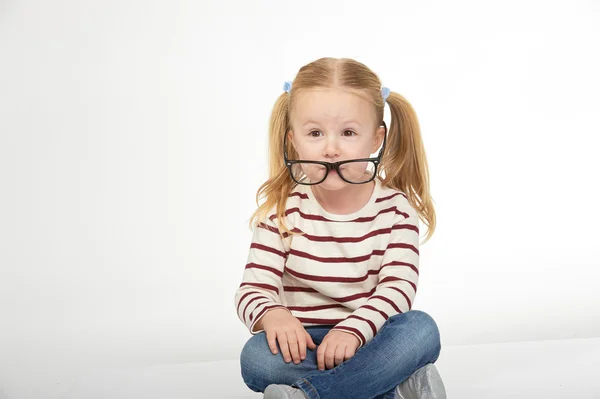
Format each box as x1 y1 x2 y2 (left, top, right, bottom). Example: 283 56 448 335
302 120 362 127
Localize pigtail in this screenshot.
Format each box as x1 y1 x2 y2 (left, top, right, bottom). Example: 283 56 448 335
381 91 436 244
249 93 296 237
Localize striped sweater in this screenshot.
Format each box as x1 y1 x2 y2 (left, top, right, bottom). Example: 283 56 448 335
233 177 420 348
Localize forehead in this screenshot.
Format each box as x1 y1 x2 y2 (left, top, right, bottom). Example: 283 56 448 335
290 88 376 125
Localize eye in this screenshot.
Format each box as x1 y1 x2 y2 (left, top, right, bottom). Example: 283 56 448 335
309 130 323 137
343 130 356 136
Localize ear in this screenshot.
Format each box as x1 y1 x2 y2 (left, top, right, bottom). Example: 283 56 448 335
285 130 297 155
372 126 385 153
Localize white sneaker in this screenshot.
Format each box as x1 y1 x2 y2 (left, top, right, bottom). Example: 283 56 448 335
264 384 308 399
394 363 447 399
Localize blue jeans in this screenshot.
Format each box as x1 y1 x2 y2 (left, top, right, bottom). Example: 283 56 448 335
240 310 442 399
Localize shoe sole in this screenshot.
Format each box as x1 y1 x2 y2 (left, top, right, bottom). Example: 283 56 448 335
395 363 447 399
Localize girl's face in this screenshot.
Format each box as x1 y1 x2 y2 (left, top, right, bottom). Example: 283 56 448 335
288 87 384 191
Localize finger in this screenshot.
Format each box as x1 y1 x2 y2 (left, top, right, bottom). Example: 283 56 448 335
286 331 300 364
278 332 292 363
306 331 317 350
317 342 327 371
266 330 278 355
325 344 336 370
334 344 346 367
344 345 356 361
297 329 307 361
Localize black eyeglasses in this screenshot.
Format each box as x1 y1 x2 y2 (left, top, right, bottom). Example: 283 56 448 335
283 121 387 186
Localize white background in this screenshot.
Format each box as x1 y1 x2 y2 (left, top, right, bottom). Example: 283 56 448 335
1 0 599 398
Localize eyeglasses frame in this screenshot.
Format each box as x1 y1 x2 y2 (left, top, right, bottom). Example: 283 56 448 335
283 120 388 186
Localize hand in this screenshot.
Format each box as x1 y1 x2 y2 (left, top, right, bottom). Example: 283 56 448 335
317 330 360 370
260 308 317 365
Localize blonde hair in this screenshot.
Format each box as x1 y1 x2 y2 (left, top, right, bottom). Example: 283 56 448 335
250 57 436 244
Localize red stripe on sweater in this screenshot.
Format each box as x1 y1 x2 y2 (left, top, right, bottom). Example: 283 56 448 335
257 223 291 238
261 224 393 243
237 291 264 315
351 207 409 222
380 261 419 275
379 276 417 293
332 287 377 302
285 266 379 283
361 304 389 320
387 242 419 255
371 295 402 314
270 206 407 223
251 304 287 324
295 227 393 243
389 286 413 308
260 222 418 244
283 286 318 292
287 304 346 311
392 223 419 234
296 317 345 324
289 248 386 263
289 192 309 199
271 208 329 222
239 282 279 295
245 262 284 278
375 192 406 203
248 300 270 322
255 236 419 263
347 315 377 337
250 243 288 258
242 295 269 322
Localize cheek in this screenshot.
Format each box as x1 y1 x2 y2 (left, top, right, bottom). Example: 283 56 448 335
344 142 372 157
295 142 319 158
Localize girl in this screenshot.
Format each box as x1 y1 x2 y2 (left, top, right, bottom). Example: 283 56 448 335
234 57 446 399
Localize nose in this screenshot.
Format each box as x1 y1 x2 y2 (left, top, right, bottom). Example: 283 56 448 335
323 135 340 160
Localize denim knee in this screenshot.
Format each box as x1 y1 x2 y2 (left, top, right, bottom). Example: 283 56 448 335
387 310 442 362
404 310 440 335
240 334 270 391
241 332 304 392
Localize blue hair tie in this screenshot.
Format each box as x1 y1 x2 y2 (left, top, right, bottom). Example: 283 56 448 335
283 81 292 93
284 81 388 99
381 86 391 101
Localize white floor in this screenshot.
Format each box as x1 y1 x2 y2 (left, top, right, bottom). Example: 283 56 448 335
55 337 600 399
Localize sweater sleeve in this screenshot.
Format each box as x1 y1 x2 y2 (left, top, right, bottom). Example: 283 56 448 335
332 205 420 348
234 213 293 334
